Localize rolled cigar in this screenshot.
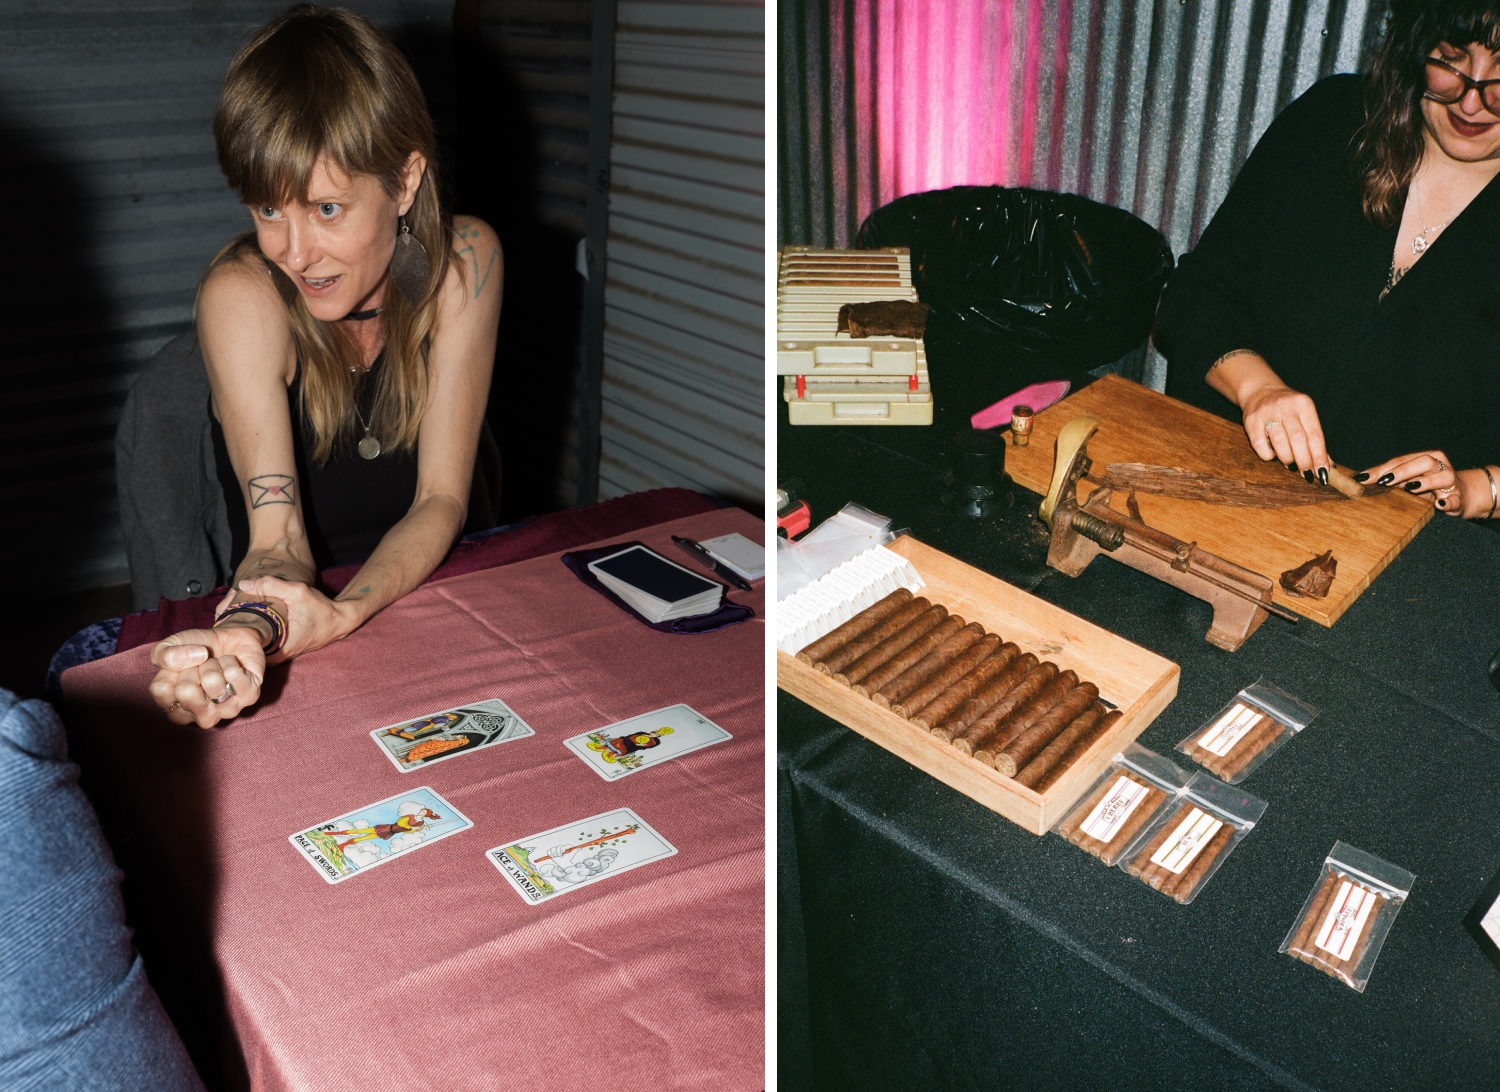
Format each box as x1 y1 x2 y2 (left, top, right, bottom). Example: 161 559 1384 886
1095 786 1167 866
874 623 985 707
949 662 1057 753
1126 803 1186 878
892 636 1005 718
1288 872 1341 961
994 682 1100 777
816 596 930 675
834 605 948 686
910 647 1026 731
796 588 913 664
854 614 965 697
971 670 1079 765
1219 717 1287 781
1164 820 1234 902
1015 703 1107 790
929 653 1039 742
1029 709 1124 793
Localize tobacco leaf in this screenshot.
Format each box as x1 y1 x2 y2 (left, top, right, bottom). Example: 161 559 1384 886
1099 463 1344 507
1280 550 1337 599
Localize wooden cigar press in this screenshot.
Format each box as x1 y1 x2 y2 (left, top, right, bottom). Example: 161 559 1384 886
1039 416 1291 652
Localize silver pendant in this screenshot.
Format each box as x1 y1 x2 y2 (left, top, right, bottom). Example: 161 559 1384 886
1413 235 1429 254
358 435 381 460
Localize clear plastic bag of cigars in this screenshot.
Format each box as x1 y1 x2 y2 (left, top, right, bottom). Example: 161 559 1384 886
1115 772 1267 905
1279 841 1415 993
1176 678 1318 785
1052 744 1191 867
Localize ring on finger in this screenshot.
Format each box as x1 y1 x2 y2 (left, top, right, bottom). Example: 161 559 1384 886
1435 458 1447 472
1264 420 1281 432
167 701 182 713
208 681 236 706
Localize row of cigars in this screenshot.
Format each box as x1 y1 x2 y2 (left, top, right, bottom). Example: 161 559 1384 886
795 587 1122 790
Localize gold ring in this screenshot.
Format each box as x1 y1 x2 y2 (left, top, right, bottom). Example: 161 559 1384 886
167 702 182 713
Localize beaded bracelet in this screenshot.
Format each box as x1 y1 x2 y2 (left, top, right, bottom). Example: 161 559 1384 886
1485 466 1498 520
215 601 287 654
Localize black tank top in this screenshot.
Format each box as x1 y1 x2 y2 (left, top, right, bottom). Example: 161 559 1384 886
211 354 490 572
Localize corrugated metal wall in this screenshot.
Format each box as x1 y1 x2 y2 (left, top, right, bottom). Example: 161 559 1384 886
778 0 1390 387
0 1 452 602
597 0 764 506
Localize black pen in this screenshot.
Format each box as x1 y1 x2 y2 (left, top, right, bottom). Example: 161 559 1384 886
672 535 753 592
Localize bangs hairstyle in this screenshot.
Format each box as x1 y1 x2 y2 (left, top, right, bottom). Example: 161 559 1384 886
1357 0 1500 224
207 3 456 463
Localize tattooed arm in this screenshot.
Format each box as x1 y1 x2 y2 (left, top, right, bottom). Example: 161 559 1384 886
238 218 503 636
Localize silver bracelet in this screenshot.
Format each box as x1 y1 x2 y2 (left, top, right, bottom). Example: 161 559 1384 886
1485 466 1498 520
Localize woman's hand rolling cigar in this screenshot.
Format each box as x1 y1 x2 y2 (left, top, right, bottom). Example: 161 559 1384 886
1212 352 1498 517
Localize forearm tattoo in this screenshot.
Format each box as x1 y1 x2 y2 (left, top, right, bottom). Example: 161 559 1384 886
248 474 295 508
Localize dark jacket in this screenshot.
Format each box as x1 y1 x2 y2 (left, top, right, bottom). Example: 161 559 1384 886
1158 74 1500 471
115 332 232 612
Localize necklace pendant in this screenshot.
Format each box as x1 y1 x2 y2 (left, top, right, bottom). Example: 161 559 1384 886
358 435 381 460
1412 235 1428 254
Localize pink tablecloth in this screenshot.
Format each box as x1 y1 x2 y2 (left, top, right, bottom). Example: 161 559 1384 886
61 509 765 1092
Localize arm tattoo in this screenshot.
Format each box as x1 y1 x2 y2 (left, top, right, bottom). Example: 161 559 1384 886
248 474 295 508
455 222 498 300
360 585 371 594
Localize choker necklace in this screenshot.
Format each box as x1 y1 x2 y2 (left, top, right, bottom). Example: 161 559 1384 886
350 369 381 459
343 306 383 321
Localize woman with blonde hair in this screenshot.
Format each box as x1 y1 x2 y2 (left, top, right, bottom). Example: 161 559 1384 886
145 4 502 727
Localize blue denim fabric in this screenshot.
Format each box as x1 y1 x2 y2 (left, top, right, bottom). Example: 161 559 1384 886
44 618 123 706
0 690 203 1092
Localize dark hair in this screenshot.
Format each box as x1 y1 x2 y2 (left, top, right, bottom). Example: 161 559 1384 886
1357 0 1500 224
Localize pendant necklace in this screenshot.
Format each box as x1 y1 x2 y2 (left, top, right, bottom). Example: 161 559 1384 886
350 365 381 459
1411 185 1452 254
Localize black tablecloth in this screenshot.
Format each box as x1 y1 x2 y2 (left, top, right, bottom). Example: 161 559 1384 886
778 395 1500 1091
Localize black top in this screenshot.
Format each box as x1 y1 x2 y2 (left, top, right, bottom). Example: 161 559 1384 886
211 355 490 572
1157 74 1500 471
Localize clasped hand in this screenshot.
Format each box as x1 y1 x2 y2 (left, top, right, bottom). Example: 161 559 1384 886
149 577 359 728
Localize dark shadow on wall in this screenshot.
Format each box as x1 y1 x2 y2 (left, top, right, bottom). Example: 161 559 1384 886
451 16 584 520
0 102 131 599
395 15 584 523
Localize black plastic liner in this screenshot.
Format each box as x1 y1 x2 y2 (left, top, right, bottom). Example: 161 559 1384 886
856 186 1173 413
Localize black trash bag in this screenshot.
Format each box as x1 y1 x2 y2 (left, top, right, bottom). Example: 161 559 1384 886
855 186 1173 414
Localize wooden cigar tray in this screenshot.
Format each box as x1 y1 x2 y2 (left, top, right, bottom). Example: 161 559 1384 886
777 535 1179 835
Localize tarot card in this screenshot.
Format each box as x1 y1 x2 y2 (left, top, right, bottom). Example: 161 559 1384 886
563 703 731 781
488 807 677 904
370 698 535 773
289 786 472 884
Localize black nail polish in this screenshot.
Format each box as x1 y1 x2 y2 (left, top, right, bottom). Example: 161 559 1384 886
1285 463 1295 471
1303 470 1316 484
1404 480 1421 491
1353 471 1369 483
1377 473 1394 486
1318 467 1329 486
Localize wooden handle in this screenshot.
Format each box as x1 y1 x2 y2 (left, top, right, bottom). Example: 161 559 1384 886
1325 465 1364 499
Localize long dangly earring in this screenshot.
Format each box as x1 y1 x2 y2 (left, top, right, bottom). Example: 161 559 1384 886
388 215 430 308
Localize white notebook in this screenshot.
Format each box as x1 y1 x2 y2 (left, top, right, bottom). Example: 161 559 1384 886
700 532 765 580
588 545 724 623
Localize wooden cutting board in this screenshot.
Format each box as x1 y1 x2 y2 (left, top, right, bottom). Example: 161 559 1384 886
1004 375 1433 626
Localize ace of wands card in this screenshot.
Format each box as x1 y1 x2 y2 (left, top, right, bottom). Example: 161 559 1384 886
290 787 473 884
487 807 677 904
370 698 535 772
562 703 731 780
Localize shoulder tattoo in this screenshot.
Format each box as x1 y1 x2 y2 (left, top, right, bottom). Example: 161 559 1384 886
454 221 499 300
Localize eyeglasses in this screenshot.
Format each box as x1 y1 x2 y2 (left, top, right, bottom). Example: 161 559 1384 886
1424 56 1500 114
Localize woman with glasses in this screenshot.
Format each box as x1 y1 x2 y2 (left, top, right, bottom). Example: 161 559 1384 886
1157 1 1500 520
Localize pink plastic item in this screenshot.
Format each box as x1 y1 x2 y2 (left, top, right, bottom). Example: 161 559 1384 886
970 379 1072 430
